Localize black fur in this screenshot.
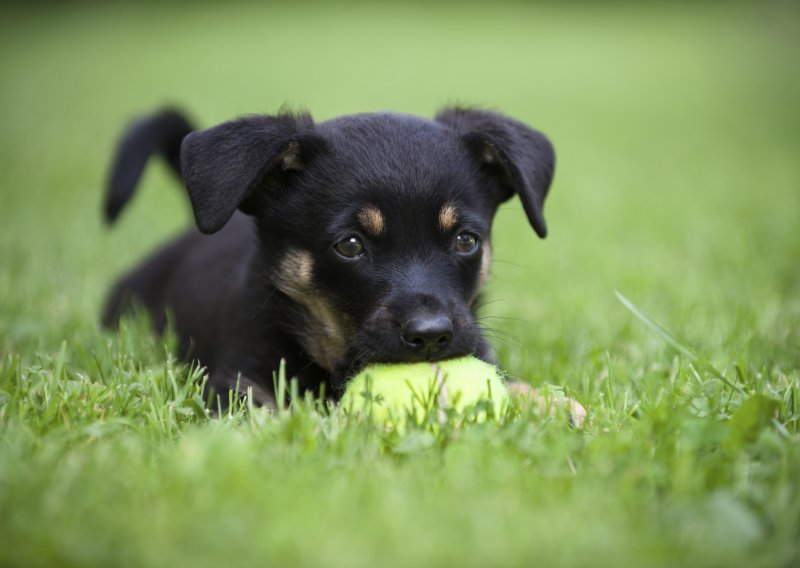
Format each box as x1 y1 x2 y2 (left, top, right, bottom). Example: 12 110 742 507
103 107 555 407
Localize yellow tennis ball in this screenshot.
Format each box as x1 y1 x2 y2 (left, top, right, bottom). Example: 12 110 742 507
340 356 509 428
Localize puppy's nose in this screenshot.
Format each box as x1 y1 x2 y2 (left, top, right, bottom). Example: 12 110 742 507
401 314 453 357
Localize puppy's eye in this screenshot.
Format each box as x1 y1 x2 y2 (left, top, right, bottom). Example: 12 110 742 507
454 232 480 255
333 236 365 259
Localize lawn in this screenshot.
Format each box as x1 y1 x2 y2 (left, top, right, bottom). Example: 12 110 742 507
1 1 799 566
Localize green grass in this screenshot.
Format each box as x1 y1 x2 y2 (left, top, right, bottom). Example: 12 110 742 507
1 1 799 566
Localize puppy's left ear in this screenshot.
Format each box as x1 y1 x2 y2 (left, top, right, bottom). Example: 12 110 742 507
435 108 555 238
180 113 323 234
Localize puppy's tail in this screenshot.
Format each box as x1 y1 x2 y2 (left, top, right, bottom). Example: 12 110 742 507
104 108 195 224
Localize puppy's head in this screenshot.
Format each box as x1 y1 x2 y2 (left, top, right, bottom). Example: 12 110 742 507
180 108 554 383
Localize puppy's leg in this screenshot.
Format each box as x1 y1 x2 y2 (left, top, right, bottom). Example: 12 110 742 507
102 230 204 330
206 371 276 412
507 381 587 426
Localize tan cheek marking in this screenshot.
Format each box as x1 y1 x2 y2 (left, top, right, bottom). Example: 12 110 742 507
277 249 314 294
273 249 353 372
439 202 458 232
298 299 353 372
357 206 386 236
478 240 492 291
469 241 492 307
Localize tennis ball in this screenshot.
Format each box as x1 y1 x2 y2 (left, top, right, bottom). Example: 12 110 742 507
340 356 509 428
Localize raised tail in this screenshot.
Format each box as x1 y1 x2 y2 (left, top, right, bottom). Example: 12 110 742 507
104 108 195 223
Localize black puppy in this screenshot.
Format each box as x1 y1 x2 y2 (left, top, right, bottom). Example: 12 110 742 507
103 107 555 408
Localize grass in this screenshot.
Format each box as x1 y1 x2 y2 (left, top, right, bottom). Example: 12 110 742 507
1 1 799 566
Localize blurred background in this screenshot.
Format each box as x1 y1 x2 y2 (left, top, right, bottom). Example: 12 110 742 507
1 2 799 565
1 0 798 376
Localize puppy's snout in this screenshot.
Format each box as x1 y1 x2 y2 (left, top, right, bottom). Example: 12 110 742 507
401 314 453 358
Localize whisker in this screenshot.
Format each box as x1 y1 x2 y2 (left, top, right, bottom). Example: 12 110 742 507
473 321 525 349
473 297 505 311
490 257 535 269
476 314 531 325
482 333 524 349
251 287 279 320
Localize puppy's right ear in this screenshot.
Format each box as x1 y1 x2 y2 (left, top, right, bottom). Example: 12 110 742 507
180 113 324 234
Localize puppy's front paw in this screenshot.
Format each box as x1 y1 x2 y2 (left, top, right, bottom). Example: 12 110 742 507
507 381 586 427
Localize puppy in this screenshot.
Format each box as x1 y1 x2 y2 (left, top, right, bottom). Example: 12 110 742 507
103 107 577 417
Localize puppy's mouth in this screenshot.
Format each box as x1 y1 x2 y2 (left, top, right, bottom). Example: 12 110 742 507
348 312 478 368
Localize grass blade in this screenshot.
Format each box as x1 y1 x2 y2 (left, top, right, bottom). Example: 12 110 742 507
615 291 747 394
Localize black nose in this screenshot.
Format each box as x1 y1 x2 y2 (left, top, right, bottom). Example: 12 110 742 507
401 314 453 358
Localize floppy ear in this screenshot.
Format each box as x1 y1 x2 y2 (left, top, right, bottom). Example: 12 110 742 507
180 113 323 234
434 108 555 238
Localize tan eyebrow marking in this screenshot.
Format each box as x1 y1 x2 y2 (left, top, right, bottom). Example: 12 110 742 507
279 141 303 171
357 206 386 236
438 202 458 232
